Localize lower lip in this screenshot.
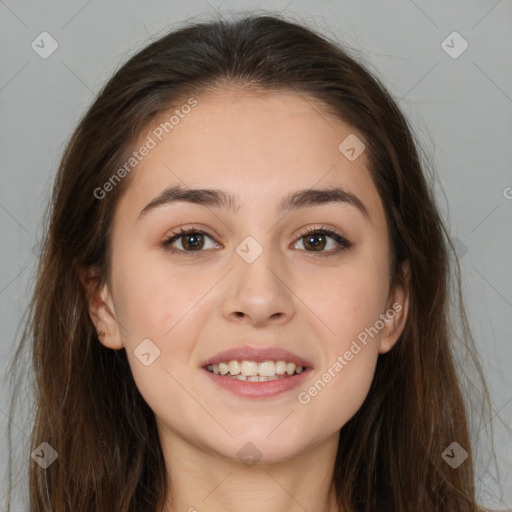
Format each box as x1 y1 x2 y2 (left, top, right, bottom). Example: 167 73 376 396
201 367 312 398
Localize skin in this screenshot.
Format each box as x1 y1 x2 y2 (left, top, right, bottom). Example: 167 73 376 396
83 87 409 512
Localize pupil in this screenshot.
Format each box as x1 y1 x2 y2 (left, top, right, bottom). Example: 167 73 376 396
305 234 325 251
184 233 203 250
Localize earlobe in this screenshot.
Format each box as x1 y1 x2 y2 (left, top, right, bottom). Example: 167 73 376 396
79 267 124 350
378 260 410 354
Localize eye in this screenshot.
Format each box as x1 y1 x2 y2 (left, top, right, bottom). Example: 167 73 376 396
292 226 352 256
162 227 220 254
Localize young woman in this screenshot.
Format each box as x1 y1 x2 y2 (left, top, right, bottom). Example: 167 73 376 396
5 12 506 512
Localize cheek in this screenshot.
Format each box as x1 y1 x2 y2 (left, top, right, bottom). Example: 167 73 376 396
110 249 211 369
314 263 389 344
298 258 387 428
109 256 212 412
113 269 209 429
111 247 211 339
296 338 379 437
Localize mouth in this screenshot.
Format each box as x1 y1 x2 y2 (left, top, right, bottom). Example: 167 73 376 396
200 346 313 398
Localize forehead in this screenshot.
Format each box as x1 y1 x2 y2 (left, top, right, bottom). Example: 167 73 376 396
116 88 384 223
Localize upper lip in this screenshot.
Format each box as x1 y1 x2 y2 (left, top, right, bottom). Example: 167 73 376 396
201 345 313 368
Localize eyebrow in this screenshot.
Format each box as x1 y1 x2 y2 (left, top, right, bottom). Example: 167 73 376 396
137 185 370 221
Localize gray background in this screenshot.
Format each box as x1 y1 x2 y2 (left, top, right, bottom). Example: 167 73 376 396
1 0 511 509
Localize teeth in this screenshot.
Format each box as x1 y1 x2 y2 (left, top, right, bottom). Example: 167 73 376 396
285 362 296 375
241 360 258 376
257 361 275 377
206 359 305 378
275 360 287 375
236 374 277 382
228 360 241 375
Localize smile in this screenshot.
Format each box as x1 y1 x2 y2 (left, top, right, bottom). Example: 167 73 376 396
206 360 305 381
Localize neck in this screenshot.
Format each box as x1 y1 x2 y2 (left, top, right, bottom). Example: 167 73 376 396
157 427 341 512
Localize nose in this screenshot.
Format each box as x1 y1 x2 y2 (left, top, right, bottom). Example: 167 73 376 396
221 251 296 328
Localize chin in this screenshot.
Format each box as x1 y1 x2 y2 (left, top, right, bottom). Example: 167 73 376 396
215 432 307 466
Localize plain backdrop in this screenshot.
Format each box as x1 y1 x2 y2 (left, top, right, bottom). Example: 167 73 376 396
1 0 511 510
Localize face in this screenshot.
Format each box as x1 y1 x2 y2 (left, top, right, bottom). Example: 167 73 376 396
86 88 409 465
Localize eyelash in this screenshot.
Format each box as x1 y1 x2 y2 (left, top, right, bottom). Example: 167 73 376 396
161 225 352 257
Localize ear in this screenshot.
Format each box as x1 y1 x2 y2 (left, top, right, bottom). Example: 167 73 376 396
79 266 124 350
378 260 410 354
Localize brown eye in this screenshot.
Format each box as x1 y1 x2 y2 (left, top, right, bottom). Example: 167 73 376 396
162 228 219 254
293 227 351 256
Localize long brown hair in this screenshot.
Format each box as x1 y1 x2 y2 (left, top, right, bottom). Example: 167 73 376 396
5 12 498 511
